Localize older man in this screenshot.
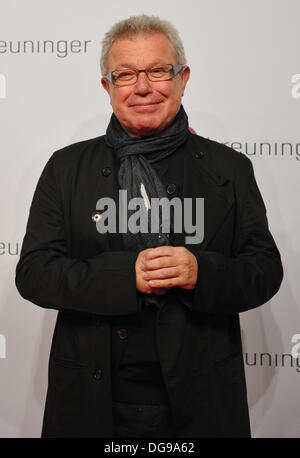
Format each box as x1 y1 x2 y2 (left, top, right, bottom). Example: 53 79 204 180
15 15 283 438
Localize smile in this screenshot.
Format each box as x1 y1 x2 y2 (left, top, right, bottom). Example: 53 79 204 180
130 101 162 107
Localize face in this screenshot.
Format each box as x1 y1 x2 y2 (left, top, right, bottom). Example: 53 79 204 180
101 33 190 137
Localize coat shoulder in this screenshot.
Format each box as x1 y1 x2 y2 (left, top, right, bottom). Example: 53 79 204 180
50 135 108 170
189 133 253 179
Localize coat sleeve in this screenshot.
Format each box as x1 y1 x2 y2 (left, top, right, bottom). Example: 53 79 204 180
186 156 283 314
15 153 139 317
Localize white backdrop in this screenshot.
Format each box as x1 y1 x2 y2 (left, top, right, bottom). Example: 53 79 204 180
0 0 299 438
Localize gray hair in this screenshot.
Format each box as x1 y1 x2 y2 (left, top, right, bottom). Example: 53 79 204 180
100 14 187 75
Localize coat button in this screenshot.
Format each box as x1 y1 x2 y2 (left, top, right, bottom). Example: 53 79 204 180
166 183 177 195
102 167 111 177
93 368 102 380
117 328 128 340
91 211 102 223
194 151 204 159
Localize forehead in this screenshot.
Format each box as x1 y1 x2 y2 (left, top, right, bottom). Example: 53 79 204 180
107 33 176 70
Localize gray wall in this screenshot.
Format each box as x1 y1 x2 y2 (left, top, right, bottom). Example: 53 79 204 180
0 0 299 437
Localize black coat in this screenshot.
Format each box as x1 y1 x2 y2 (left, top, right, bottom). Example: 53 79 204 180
15 132 283 438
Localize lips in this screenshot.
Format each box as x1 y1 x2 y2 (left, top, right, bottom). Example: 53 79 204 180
129 101 162 107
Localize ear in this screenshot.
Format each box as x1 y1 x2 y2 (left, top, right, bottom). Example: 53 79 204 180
180 66 190 96
101 77 110 95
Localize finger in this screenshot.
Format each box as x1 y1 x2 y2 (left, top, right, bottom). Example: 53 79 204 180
143 245 175 261
143 267 179 280
148 278 178 288
142 256 177 271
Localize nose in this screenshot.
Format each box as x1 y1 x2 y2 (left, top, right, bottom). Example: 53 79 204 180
134 71 153 95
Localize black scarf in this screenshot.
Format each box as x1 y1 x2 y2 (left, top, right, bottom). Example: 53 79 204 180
105 104 188 250
105 104 189 308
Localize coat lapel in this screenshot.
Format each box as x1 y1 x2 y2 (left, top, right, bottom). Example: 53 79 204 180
172 133 234 251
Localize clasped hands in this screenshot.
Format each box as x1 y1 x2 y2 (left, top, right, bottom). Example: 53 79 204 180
135 246 198 295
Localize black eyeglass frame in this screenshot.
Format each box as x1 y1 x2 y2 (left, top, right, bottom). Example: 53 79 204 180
104 64 184 86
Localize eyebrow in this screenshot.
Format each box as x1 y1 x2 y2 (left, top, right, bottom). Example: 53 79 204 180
113 61 166 70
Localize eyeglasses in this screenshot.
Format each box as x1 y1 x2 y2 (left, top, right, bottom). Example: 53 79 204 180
104 64 183 87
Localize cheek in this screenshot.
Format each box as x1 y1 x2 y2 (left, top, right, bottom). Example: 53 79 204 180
157 82 182 105
110 89 130 111
171 81 183 101
156 82 173 98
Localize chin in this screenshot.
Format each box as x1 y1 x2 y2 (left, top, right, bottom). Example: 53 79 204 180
131 119 166 137
136 126 160 136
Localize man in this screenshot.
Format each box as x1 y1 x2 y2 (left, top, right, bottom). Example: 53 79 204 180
15 14 283 438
